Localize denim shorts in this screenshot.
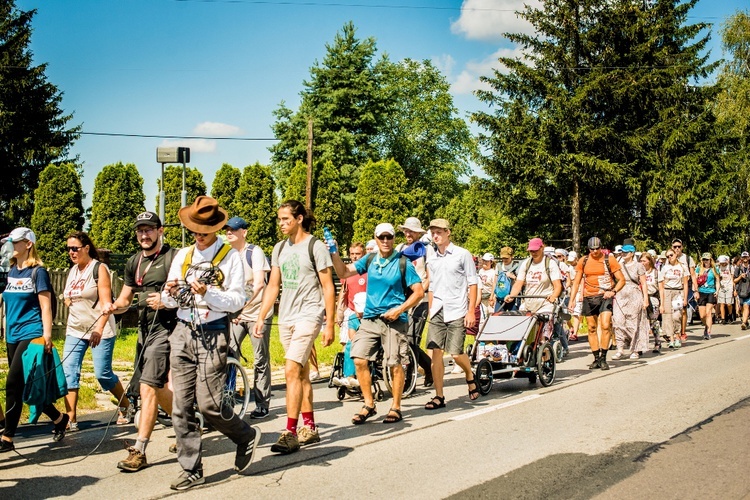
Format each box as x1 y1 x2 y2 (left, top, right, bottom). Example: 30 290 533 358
62 335 119 391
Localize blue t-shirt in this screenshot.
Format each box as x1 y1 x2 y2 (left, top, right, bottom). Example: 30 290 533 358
696 266 719 294
2 265 52 343
354 253 421 323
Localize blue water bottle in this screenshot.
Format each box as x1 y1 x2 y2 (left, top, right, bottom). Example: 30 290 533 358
323 227 337 254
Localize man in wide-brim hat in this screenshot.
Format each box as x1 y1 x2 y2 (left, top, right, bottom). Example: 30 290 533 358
161 196 261 490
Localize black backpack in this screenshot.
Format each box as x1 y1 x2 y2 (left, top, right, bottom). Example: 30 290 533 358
363 253 412 299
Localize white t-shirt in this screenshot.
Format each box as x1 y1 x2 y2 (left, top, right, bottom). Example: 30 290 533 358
718 264 734 291
658 262 686 290
64 260 117 340
516 257 561 314
238 244 273 322
478 267 497 297
644 268 659 295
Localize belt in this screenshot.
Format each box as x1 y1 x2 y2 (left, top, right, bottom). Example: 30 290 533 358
665 287 684 290
178 317 229 331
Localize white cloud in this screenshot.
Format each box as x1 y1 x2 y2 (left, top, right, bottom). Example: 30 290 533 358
192 121 242 136
442 46 527 95
159 138 217 153
451 0 541 41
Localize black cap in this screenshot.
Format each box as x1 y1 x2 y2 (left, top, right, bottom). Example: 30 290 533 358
134 211 161 228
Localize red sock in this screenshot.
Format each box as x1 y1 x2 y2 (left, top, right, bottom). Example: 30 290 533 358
301 411 315 430
286 417 298 435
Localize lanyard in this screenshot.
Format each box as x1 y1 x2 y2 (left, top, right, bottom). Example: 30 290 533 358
135 247 161 286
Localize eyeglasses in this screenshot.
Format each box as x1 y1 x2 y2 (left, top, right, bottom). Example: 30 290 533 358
672 245 682 249
67 246 82 252
376 234 394 241
135 227 156 235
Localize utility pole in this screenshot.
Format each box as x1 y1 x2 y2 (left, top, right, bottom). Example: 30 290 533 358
306 119 313 211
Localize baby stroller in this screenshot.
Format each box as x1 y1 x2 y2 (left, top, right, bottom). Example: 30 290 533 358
470 295 560 395
328 344 418 402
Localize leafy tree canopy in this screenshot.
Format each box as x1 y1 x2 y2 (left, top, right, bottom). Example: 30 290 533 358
156 166 206 247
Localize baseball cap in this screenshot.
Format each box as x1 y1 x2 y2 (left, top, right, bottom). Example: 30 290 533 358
648 249 657 257
701 252 712 260
527 238 544 251
554 248 568 257
622 244 636 253
482 253 494 261
133 211 161 228
743 252 750 258
366 239 377 252
374 223 395 237
2 227 36 244
224 216 248 230
587 237 602 250
567 250 577 262
718 255 729 263
428 218 450 231
614 245 623 253
500 246 513 259
398 217 426 234
544 246 555 255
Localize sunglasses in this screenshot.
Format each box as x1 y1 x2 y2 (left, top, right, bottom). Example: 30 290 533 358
376 234 394 241
666 253 675 258
589 247 600 251
190 232 208 237
672 245 682 249
67 246 82 252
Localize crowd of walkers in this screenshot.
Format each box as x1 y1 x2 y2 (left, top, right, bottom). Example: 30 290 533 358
1 197 745 490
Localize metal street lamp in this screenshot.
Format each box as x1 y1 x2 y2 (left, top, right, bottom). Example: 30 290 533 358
156 146 191 245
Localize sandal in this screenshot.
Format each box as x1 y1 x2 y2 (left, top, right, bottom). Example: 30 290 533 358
467 379 480 401
424 396 446 410
352 405 377 425
116 407 130 425
382 408 403 424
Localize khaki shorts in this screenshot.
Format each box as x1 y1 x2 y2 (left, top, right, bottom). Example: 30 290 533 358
350 318 409 367
278 321 322 365
427 309 466 355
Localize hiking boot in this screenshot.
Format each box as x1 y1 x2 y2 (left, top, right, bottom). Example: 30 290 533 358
270 430 299 455
169 442 177 453
250 407 269 419
0 439 14 453
170 469 204 491
53 414 70 442
234 426 261 473
297 425 320 446
599 358 610 370
117 447 149 472
588 357 601 370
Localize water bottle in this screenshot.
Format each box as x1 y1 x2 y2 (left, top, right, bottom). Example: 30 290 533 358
323 227 337 254
477 342 486 359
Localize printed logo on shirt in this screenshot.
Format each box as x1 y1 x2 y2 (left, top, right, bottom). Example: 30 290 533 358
281 253 300 290
357 277 365 286
5 277 33 293
527 270 544 286
66 278 86 302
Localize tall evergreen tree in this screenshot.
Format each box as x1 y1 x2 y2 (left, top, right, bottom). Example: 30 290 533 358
353 159 408 244
284 160 308 203
156 166 206 247
89 162 145 255
31 163 84 268
0 1 79 231
211 163 241 214
311 159 342 241
233 162 277 254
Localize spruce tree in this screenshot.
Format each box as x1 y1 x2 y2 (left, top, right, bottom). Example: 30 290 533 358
211 163 241 214
233 162 277 254
353 159 408 244
31 163 84 268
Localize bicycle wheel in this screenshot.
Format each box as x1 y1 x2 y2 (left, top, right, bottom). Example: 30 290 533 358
382 344 418 397
221 357 250 420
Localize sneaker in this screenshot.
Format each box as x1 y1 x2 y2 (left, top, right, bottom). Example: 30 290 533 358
704 332 711 340
67 421 79 432
451 364 464 374
653 344 661 354
309 371 320 381
588 358 601 369
743 322 748 331
297 425 320 446
347 377 360 388
331 376 343 387
250 407 269 419
53 414 70 442
611 351 624 360
668 342 674 349
674 339 682 348
0 439 14 453
629 352 640 360
234 425 261 473
169 442 178 454
117 447 149 472
170 469 204 491
270 430 300 455
599 358 610 370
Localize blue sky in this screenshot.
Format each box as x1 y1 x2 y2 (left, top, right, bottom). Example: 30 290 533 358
16 0 746 213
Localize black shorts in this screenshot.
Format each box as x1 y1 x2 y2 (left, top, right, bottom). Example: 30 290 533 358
696 292 717 307
581 295 613 317
137 327 171 388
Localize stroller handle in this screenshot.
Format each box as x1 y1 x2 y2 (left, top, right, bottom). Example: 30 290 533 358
508 294 557 299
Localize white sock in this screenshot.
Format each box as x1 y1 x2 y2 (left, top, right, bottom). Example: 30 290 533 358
135 437 149 454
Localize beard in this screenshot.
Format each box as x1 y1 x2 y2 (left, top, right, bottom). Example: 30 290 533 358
140 239 158 252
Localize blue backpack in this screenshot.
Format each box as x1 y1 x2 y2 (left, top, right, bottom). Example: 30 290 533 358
494 271 511 300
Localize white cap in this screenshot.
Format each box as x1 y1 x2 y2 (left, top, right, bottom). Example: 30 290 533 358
614 245 623 253
544 246 555 254
647 249 657 257
554 248 568 257
482 253 494 261
1 227 36 244
567 250 577 262
365 239 377 252
374 223 395 237
718 255 730 263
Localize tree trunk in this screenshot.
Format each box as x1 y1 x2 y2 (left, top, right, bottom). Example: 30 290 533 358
572 178 580 253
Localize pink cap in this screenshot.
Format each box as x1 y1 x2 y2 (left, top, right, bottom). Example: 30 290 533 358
527 238 544 251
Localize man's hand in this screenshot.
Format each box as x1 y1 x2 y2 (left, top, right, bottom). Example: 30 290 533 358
164 280 178 296
504 295 515 304
464 310 476 328
146 292 164 310
190 281 207 296
321 322 335 347
382 306 401 322
252 320 265 338
603 290 615 299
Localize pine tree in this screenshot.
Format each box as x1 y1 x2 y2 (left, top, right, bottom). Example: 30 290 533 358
0 1 79 231
211 163 241 214
89 162 145 255
233 162 277 254
156 166 207 247
353 159 408 244
31 163 84 268
284 160 308 203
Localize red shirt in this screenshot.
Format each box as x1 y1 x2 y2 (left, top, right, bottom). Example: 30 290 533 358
343 273 367 310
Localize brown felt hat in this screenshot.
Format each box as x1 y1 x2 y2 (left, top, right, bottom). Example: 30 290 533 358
179 196 228 234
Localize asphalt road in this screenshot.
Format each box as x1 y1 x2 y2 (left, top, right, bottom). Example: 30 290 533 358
2 321 749 499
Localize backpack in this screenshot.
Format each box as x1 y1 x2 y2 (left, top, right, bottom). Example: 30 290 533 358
364 252 412 300
31 266 57 320
278 236 321 284
520 256 552 293
245 244 271 285
494 271 512 300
